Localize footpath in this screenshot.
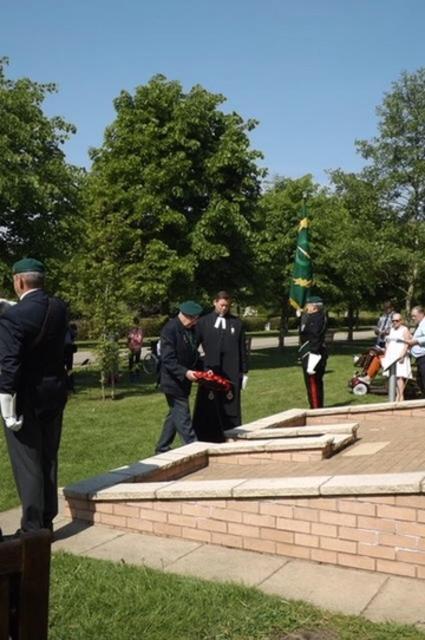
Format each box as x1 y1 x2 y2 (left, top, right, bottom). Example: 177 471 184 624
1 502 425 630
74 329 375 366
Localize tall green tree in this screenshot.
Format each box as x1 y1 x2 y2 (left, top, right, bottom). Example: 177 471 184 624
253 175 317 346
356 68 425 312
312 175 385 339
82 74 264 316
0 58 82 293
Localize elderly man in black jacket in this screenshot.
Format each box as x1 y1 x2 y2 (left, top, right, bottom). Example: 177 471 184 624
155 300 202 454
0 258 68 533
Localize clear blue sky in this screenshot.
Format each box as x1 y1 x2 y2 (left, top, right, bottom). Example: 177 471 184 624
2 0 424 182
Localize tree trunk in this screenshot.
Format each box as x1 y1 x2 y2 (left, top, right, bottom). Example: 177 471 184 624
346 304 355 342
278 299 290 350
405 263 418 317
100 370 106 401
354 307 360 330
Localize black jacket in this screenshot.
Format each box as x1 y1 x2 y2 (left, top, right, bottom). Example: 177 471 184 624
159 316 199 398
0 289 68 416
299 309 327 356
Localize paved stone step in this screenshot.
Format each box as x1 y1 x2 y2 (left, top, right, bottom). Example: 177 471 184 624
211 434 336 453
229 422 359 440
327 432 357 457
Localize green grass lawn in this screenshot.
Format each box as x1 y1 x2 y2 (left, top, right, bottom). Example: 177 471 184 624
0 340 389 512
3 340 424 640
49 552 425 640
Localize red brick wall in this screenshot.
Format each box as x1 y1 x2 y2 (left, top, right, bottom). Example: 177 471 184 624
65 492 425 579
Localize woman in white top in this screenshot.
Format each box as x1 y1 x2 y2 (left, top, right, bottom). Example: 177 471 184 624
386 313 413 401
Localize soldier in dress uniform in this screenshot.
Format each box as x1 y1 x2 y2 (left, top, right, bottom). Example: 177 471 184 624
299 295 328 409
193 291 248 441
0 258 68 533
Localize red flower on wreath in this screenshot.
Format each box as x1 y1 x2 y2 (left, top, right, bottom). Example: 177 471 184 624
193 370 232 392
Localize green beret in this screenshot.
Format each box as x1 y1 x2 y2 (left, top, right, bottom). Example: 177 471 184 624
179 300 202 316
306 295 323 304
12 258 45 275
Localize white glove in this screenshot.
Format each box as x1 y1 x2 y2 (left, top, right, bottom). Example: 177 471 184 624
242 375 248 390
5 416 23 431
0 393 23 432
306 353 322 375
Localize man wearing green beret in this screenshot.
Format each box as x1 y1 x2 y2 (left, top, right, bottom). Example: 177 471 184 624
0 258 68 533
155 300 202 453
298 296 328 409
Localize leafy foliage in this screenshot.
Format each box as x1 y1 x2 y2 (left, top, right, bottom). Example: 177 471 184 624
356 68 425 310
80 74 265 314
0 58 82 293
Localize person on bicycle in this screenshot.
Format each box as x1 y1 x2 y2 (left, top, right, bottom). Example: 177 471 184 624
127 317 144 378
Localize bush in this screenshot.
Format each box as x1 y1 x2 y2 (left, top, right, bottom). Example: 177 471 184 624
140 315 169 337
242 316 282 332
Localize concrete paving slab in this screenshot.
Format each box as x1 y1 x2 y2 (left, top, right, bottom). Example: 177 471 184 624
363 576 425 626
233 475 331 497
343 441 390 456
53 521 124 553
260 560 388 616
83 531 201 570
0 507 21 534
320 471 425 495
0 505 69 535
92 481 171 500
156 478 247 498
64 471 132 499
166 543 288 586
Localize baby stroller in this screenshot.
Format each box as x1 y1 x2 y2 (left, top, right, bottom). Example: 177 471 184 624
349 346 384 395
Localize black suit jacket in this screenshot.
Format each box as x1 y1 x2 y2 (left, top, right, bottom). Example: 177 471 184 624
159 317 199 398
0 289 68 417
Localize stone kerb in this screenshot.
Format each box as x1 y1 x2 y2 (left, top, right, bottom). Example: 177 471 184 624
306 399 425 424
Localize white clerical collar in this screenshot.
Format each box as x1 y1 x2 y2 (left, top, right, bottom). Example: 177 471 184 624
214 315 226 329
20 288 40 301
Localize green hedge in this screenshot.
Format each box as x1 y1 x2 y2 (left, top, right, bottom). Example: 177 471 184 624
74 313 376 340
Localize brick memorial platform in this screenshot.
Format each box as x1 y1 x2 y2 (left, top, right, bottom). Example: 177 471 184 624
64 400 425 579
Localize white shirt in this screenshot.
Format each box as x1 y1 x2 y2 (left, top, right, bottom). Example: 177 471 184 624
19 288 40 301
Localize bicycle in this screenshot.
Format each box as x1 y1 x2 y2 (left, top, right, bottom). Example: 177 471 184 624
142 340 160 375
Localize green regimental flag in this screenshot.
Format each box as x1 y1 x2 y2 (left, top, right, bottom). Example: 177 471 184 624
289 214 313 310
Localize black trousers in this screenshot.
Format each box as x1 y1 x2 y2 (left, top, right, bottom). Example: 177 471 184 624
128 349 141 371
302 354 327 409
415 356 425 396
5 409 63 531
155 394 196 453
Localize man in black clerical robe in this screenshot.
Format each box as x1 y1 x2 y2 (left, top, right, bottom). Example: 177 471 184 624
193 291 248 442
